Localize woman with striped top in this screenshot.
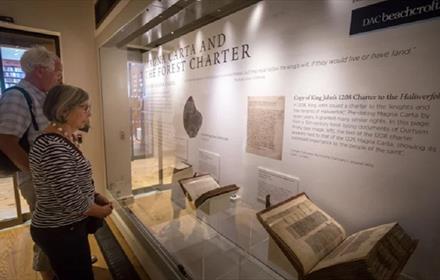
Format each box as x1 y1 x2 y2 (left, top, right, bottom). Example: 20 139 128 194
29 84 113 280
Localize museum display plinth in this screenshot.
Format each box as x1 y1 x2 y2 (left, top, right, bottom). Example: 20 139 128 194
124 182 299 280
198 192 230 215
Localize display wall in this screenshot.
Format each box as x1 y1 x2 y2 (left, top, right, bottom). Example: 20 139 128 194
102 0 440 279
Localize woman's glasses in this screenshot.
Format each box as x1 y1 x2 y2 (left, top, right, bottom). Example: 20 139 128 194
78 104 91 113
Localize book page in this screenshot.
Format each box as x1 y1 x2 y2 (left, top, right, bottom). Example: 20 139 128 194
310 222 396 272
180 175 220 201
258 194 346 274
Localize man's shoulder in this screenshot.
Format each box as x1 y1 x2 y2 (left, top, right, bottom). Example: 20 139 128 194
0 86 32 121
0 87 29 106
0 88 27 103
16 80 46 103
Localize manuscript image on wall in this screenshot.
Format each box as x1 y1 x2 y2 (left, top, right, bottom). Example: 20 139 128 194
257 193 417 280
246 96 285 160
179 174 239 208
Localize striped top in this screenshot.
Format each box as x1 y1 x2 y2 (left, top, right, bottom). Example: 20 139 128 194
29 133 94 228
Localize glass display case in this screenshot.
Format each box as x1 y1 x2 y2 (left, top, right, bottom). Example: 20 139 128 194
120 176 297 280
98 0 440 279
98 1 299 278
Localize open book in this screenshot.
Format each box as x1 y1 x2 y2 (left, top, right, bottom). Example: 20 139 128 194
257 193 417 280
178 174 239 208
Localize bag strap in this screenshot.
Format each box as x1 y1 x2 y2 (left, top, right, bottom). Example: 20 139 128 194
4 86 39 131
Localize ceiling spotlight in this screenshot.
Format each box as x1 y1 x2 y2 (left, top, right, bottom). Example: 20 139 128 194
217 9 222 12
171 31 174 35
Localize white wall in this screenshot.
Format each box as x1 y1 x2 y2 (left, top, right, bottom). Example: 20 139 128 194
139 1 440 279
0 0 105 192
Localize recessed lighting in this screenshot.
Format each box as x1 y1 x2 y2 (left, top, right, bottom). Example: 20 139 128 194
171 31 174 35
217 9 222 12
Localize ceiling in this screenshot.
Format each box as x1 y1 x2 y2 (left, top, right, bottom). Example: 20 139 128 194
104 0 261 52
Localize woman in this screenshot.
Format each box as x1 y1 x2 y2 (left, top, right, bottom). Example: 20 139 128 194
29 84 113 280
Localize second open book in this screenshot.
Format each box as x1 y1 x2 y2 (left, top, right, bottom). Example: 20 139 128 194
178 174 239 208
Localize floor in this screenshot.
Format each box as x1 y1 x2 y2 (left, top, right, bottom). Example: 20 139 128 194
0 218 150 280
0 223 111 280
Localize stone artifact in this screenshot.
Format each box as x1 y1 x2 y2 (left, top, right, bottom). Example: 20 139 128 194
183 96 203 138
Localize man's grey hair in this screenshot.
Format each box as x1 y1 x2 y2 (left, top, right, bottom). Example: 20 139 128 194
20 46 59 74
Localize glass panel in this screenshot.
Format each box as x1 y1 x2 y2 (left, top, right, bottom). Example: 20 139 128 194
0 177 17 221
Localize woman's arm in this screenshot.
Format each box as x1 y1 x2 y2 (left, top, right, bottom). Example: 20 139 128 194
86 193 113 218
84 203 113 218
94 192 111 206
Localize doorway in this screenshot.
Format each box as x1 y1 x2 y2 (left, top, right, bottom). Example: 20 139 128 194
0 22 60 229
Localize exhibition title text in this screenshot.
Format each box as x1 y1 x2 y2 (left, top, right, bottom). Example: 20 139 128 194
145 33 251 78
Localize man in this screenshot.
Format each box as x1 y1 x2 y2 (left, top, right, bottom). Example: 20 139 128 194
0 46 62 280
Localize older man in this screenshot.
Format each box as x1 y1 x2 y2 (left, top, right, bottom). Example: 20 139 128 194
0 46 62 280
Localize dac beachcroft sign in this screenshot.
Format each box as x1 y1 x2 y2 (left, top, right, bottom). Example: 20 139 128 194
350 0 440 35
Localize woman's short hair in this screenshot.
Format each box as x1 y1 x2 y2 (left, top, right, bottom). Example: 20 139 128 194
20 46 59 74
44 84 89 123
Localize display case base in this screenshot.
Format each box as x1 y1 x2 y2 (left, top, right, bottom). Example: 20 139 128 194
198 192 231 215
